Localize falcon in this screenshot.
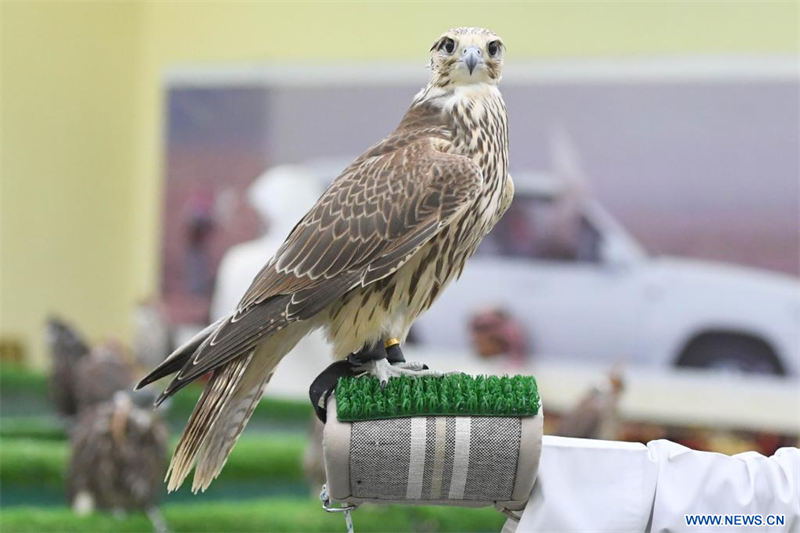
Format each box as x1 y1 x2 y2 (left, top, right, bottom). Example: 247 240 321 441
68 392 168 531
138 27 513 493
46 316 90 420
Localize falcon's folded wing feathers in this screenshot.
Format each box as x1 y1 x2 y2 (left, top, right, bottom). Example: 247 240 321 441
156 136 482 400
240 137 483 308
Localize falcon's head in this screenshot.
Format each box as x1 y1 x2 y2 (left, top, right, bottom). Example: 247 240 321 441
428 27 505 88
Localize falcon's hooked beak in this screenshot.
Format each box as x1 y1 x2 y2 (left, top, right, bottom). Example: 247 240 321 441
461 46 483 75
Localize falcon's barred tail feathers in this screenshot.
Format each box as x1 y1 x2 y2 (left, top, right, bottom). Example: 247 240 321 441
163 322 311 492
137 27 511 492
164 354 254 493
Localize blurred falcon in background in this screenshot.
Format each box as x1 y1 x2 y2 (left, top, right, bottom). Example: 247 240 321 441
46 316 90 420
138 26 513 492
68 392 168 531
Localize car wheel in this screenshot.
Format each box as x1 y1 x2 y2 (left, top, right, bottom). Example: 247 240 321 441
677 333 785 376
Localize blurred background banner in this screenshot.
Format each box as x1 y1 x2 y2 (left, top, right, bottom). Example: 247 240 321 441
1 2 799 531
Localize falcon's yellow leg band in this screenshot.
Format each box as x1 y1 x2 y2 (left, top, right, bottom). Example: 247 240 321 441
384 338 400 348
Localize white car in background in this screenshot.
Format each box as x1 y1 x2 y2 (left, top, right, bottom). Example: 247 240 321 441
412 173 800 376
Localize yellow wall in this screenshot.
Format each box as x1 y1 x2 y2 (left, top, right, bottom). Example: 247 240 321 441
1 2 144 366
2 1 797 367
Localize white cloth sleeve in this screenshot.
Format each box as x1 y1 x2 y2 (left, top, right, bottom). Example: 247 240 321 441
506 436 800 533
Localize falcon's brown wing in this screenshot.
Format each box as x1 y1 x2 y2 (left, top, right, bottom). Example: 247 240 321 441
151 135 482 398
240 137 483 309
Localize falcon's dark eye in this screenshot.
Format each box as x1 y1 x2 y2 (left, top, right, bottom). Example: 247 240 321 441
442 38 455 54
487 41 500 57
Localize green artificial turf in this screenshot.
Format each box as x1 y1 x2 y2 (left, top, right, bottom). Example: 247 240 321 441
0 498 506 532
335 373 540 422
0 434 306 488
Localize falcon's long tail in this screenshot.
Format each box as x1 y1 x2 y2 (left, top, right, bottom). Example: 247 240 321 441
162 323 310 493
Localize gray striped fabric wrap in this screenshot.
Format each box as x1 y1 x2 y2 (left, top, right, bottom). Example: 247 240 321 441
323 396 543 510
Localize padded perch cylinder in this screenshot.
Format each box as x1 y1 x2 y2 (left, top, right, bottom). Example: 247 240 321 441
322 374 543 511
